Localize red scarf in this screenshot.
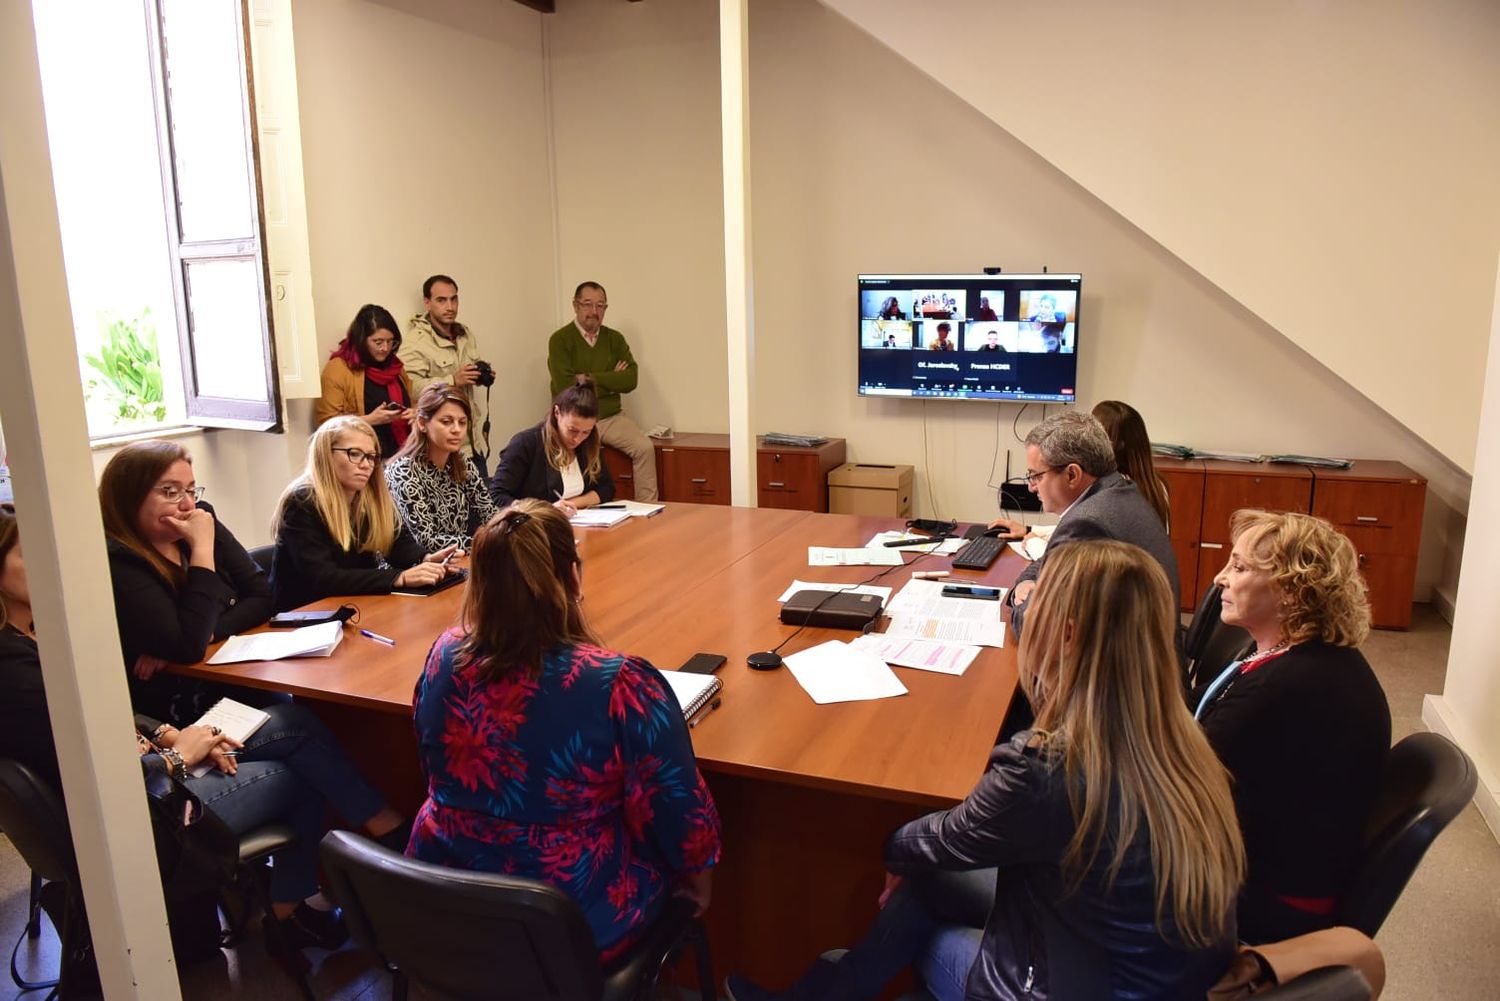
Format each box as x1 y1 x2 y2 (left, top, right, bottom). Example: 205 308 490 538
331 341 410 447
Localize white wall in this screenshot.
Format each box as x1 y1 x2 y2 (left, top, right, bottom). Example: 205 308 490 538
822 0 1500 473
542 0 1466 599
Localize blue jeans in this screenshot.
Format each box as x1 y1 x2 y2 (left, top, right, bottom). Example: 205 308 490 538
182 702 385 902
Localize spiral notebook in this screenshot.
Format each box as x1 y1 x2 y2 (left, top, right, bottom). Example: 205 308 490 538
661 670 723 720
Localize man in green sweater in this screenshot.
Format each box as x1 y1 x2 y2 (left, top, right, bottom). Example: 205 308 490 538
546 281 658 501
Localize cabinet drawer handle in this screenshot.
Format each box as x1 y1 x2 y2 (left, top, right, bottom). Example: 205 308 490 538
691 477 708 484
1358 553 1368 567
1356 515 1379 523
1200 542 1224 550
618 473 633 480
769 481 785 488
660 448 675 453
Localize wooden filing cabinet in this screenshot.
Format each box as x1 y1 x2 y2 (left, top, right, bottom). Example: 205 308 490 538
1154 457 1206 611
1310 461 1426 629
655 433 733 506
653 434 847 512
600 445 637 501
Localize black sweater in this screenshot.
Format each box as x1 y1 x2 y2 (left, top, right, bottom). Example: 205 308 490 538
1196 640 1391 943
269 486 425 611
489 423 615 509
106 502 274 720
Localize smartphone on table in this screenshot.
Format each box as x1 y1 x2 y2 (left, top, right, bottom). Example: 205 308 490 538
941 585 1001 601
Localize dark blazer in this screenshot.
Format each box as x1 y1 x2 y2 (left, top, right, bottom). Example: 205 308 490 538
1010 472 1179 635
269 486 426 611
887 732 1235 1000
106 502 274 720
1196 641 1390 944
490 423 615 509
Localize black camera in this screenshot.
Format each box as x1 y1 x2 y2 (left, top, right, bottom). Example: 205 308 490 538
472 360 496 388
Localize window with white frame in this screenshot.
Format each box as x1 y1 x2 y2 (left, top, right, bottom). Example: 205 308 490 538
33 0 318 440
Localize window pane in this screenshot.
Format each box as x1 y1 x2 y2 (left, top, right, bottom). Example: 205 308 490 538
184 259 270 402
160 0 256 243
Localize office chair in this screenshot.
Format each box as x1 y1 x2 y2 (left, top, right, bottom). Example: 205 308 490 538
0 759 313 1000
1335 730 1477 936
247 544 276 575
1182 583 1253 692
320 829 715 1001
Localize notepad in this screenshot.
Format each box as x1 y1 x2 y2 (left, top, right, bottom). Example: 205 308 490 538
660 670 723 720
186 697 271 777
615 499 666 518
207 621 345 664
571 507 632 528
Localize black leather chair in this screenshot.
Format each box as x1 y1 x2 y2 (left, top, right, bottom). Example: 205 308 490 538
247 544 276 575
0 759 312 999
1182 583 1253 692
1336 731 1478 936
320 829 715 1001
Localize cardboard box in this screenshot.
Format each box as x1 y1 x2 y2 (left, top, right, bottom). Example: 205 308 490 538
828 463 913 518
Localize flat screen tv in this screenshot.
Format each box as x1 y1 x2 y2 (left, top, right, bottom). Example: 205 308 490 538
857 273 1081 403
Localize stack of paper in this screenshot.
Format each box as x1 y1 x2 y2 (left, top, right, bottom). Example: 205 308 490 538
864 531 966 556
849 634 982 676
571 507 632 528
885 579 1007 647
807 546 903 567
784 640 908 704
207 621 344 665
614 499 666 517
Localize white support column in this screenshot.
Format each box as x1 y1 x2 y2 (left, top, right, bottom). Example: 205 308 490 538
720 0 757 506
0 4 182 996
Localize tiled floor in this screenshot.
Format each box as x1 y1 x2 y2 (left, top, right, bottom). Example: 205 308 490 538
0 605 1495 999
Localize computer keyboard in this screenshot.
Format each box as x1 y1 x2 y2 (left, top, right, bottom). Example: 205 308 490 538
951 534 1003 571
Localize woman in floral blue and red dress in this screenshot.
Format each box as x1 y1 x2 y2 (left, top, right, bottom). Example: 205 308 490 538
409 498 721 960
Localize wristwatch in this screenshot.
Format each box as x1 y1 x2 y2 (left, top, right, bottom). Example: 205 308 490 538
158 747 187 781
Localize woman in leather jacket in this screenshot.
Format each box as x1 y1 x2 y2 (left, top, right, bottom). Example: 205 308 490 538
727 540 1246 1001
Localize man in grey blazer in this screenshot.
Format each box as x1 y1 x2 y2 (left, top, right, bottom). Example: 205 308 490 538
1001 410 1179 636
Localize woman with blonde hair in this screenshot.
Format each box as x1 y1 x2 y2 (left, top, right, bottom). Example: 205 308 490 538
490 377 614 517
270 415 458 610
1092 399 1170 531
409 500 720 962
728 540 1244 1001
99 440 274 719
386 382 498 552
1199 510 1390 943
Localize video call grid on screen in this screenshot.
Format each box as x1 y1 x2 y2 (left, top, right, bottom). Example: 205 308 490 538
857 273 1081 403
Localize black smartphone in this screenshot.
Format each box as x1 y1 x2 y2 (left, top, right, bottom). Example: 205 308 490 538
383 401 403 411
679 653 727 675
269 610 341 627
941 585 1001 601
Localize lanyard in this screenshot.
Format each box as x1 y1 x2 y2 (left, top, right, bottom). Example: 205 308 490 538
1194 658 1246 720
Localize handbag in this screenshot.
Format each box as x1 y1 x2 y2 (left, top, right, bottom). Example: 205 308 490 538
142 766 239 891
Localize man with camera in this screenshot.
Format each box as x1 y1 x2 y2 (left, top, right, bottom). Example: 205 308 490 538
546 281 658 501
402 274 493 476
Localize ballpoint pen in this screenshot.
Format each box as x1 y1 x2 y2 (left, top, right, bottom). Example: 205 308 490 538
688 698 722 729
360 629 396 646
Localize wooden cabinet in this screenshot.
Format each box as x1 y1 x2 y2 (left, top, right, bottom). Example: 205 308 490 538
654 434 847 512
655 434 733 506
601 445 636 501
1153 457 1426 629
1310 461 1426 629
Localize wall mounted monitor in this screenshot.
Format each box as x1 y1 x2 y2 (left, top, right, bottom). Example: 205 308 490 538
857 273 1081 403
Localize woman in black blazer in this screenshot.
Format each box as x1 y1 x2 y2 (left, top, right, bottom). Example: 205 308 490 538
99 441 277 721
491 377 615 516
270 416 459 611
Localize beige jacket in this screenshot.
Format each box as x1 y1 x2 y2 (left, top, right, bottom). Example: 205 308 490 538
399 313 489 458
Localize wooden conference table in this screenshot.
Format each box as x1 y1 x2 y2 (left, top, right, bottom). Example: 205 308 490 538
178 503 1025 985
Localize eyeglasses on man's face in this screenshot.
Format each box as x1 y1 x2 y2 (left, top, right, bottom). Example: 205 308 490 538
333 447 379 468
1022 466 1062 486
153 484 207 503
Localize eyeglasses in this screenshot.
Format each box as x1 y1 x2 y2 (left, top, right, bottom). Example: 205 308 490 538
333 447 379 467
367 337 396 349
153 484 207 503
574 300 608 311
1022 466 1061 486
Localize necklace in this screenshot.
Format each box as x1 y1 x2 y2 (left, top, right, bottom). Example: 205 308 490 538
1241 639 1290 666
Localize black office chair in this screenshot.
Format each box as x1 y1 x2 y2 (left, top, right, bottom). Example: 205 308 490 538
0 759 313 1000
1182 583 1253 692
247 544 276 575
320 829 715 1001
1335 731 1477 936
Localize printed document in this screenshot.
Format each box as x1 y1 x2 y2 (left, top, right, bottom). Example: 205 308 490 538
807 546 903 567
849 634 982 676
885 579 1007 648
785 640 909 704
207 621 344 665
865 531 966 555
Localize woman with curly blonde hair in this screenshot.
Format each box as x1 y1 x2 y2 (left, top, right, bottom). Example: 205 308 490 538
1197 509 1391 944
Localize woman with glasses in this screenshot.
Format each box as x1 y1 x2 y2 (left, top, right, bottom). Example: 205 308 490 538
270 415 458 611
315 304 414 459
409 500 721 962
100 441 276 720
386 382 498 552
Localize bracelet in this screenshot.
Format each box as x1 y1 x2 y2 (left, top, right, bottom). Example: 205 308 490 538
158 747 187 782
152 723 174 742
